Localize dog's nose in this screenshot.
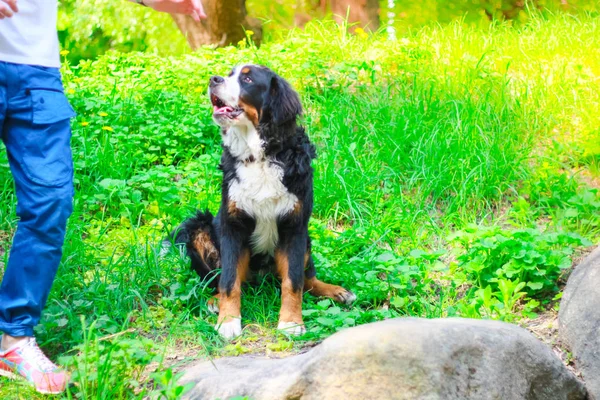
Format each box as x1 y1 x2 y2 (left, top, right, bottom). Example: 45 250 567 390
210 76 224 86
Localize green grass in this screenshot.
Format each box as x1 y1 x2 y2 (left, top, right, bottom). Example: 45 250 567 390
1 12 600 399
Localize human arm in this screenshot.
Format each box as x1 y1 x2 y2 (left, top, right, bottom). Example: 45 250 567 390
128 0 206 21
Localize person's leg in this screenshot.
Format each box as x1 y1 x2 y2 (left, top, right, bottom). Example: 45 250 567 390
0 62 75 394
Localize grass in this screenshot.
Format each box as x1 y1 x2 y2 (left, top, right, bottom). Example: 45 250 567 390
1 11 600 399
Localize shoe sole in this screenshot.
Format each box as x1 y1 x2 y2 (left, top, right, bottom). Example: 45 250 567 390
0 368 65 395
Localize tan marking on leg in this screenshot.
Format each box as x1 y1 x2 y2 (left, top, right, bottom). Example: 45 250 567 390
304 277 356 304
217 248 250 324
275 250 304 326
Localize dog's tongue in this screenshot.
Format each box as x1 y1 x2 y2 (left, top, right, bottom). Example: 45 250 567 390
215 106 234 114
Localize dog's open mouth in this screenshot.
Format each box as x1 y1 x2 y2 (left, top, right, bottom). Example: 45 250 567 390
211 94 243 119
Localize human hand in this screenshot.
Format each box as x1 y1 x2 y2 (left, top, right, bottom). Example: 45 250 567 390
0 0 18 19
143 0 206 21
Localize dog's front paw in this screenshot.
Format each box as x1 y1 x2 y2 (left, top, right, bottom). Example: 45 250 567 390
277 321 306 336
216 318 242 339
335 289 357 305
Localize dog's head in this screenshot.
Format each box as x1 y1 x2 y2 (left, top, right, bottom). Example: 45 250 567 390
209 65 302 132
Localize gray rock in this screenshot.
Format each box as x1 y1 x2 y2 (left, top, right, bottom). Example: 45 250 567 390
559 246 600 399
180 318 587 400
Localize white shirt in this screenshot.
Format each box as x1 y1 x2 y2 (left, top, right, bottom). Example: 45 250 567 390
0 0 60 68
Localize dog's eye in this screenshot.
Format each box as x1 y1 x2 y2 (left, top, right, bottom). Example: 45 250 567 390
243 76 253 83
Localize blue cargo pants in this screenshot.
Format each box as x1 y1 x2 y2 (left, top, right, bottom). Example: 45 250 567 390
0 61 75 337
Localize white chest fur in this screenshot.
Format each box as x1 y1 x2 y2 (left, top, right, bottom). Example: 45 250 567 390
222 118 263 161
225 123 298 254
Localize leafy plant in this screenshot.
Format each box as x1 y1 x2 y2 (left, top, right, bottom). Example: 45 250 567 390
150 369 194 400
449 225 591 306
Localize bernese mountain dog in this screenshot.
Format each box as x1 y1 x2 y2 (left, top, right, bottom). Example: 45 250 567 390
163 65 356 339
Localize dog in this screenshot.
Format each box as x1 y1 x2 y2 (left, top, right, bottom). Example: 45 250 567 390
163 65 356 339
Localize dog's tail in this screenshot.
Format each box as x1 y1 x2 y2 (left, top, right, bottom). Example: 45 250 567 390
161 210 221 289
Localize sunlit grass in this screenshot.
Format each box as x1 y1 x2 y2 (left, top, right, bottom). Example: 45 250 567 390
1 12 599 398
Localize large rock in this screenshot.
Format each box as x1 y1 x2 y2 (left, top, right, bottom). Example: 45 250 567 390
180 318 587 400
559 246 600 399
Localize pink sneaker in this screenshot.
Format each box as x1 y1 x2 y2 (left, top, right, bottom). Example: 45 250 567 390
0 336 69 394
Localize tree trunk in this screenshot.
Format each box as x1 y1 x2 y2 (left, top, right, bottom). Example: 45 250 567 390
171 0 262 49
294 0 327 28
330 0 380 32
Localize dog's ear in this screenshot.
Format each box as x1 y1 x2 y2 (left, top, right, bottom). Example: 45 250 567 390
264 75 302 125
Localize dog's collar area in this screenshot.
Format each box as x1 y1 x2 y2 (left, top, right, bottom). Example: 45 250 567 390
244 155 256 164
237 154 271 165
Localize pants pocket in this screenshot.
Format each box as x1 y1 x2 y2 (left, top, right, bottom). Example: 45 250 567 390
19 89 76 188
29 88 76 124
